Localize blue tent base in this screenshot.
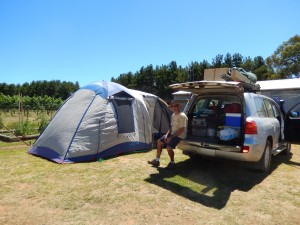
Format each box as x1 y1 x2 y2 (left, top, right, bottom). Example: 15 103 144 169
28 142 152 164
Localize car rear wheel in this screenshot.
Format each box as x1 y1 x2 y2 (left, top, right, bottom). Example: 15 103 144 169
256 140 272 173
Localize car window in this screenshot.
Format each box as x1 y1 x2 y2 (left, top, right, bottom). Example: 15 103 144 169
191 95 241 118
208 99 219 108
271 102 281 118
192 98 218 116
254 97 267 117
193 99 206 113
264 100 275 117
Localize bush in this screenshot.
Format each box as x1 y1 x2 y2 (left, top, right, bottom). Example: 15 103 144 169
13 120 35 136
38 114 49 133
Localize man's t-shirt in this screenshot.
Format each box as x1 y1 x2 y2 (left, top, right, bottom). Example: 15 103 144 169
170 112 188 139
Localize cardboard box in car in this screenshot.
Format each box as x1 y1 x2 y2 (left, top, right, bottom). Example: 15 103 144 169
204 68 229 81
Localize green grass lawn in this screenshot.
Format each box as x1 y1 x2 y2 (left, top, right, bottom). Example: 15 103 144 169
1 142 300 225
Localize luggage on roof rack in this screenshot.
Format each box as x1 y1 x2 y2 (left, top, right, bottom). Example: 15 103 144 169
221 67 257 83
201 67 261 91
221 67 260 91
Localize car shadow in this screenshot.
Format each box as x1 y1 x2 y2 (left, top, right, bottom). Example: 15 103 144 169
144 153 295 209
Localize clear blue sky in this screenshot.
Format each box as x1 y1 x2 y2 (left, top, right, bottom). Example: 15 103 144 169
0 0 299 87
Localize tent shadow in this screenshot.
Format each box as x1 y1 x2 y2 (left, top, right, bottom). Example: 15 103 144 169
144 153 293 209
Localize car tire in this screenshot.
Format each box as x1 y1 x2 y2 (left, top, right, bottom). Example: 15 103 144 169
282 143 291 155
256 140 272 173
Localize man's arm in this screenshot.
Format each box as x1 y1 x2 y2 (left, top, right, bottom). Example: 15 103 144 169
170 127 184 138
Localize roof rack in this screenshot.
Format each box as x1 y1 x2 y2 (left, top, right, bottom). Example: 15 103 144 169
170 80 260 93
170 68 261 93
239 82 260 92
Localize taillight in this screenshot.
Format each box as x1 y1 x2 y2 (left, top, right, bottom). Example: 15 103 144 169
242 146 249 153
245 118 257 134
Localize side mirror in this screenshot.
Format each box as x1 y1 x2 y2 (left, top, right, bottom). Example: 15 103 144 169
290 111 299 118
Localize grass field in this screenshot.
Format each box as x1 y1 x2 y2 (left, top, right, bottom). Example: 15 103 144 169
1 142 300 225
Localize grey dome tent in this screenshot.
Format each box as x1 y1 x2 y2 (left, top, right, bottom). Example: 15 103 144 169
28 81 170 163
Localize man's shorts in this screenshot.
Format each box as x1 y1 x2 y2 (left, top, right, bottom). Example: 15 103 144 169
158 134 182 149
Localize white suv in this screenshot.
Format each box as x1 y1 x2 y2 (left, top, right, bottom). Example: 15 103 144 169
170 81 300 172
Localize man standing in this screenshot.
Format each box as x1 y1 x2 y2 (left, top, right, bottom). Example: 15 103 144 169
148 102 188 169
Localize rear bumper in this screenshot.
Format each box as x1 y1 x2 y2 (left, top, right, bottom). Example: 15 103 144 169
178 139 264 162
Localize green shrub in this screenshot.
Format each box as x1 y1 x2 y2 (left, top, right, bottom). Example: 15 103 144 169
38 114 49 133
13 120 35 136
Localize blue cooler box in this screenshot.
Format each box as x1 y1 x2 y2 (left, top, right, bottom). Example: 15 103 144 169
225 113 241 127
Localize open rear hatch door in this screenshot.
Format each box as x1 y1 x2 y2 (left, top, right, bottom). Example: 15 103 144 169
169 80 249 95
284 102 300 144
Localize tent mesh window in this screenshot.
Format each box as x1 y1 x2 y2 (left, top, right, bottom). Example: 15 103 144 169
111 98 135 133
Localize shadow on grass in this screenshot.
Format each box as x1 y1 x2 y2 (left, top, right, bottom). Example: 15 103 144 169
145 153 296 209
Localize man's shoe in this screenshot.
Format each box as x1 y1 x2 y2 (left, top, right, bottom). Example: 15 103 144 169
165 161 175 170
148 159 160 167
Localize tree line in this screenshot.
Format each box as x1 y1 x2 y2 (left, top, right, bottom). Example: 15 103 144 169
111 54 269 100
0 94 63 112
0 80 78 112
0 80 79 100
112 35 300 100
